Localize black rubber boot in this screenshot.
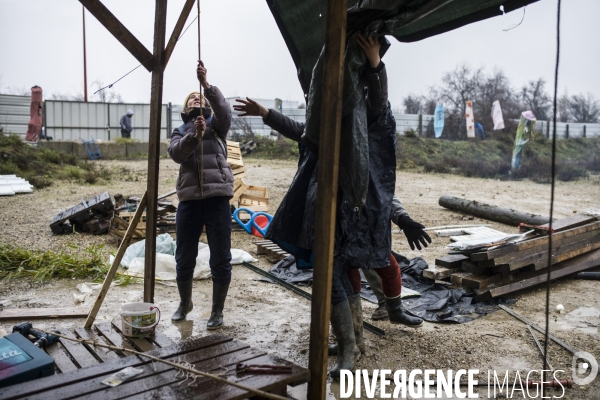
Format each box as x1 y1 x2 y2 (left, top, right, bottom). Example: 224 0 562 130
207 283 229 330
329 300 361 379
385 295 423 327
171 279 194 321
328 294 366 356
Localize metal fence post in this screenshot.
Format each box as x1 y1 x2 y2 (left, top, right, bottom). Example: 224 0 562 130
546 119 550 139
583 125 586 138
418 114 423 137
566 124 569 139
167 102 172 139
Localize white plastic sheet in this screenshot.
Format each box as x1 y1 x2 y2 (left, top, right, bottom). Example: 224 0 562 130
492 100 505 130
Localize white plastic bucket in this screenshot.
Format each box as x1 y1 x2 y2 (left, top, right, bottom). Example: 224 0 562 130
120 302 161 338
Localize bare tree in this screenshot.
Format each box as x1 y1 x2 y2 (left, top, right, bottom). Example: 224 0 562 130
521 78 551 120
402 94 422 114
1 85 31 96
92 79 124 103
568 93 600 123
439 64 483 117
556 91 570 122
49 91 85 101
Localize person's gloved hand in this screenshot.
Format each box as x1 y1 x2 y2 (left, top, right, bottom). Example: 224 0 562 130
395 216 432 251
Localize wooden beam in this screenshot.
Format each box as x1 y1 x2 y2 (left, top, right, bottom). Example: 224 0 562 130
144 0 168 304
85 193 148 328
0 307 89 321
79 0 154 71
164 0 196 66
306 0 347 398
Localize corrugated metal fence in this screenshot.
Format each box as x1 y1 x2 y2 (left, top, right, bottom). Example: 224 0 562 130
0 94 31 136
44 100 170 141
1 94 599 140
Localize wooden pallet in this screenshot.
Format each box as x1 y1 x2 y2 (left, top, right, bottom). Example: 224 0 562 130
2 325 308 400
255 240 290 262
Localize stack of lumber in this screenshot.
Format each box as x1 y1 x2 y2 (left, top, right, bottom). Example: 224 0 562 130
424 215 600 301
226 140 269 219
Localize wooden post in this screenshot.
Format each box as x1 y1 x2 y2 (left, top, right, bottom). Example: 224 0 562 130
306 0 347 398
565 123 569 139
85 193 148 328
418 113 423 137
583 125 587 138
546 119 550 139
144 0 168 304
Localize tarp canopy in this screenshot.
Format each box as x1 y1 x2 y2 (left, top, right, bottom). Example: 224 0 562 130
267 0 539 206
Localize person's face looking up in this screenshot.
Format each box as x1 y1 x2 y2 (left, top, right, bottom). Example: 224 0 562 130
187 93 204 109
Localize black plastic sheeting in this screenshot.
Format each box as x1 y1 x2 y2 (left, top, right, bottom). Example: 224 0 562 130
266 253 514 324
267 0 539 207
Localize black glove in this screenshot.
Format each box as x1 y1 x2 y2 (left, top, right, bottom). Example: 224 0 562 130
395 216 432 251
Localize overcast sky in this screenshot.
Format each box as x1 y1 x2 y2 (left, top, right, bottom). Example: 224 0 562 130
1 0 598 110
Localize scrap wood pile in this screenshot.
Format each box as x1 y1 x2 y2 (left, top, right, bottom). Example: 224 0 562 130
50 141 267 238
424 214 600 301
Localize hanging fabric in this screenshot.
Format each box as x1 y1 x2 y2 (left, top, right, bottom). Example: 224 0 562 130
492 100 505 130
465 100 475 138
434 104 444 138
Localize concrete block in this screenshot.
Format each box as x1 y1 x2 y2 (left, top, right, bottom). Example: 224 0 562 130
97 142 126 158
126 142 149 157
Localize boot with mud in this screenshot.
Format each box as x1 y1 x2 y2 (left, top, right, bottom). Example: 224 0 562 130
171 279 194 321
329 300 361 379
207 282 229 330
328 294 366 356
371 300 388 320
385 294 423 327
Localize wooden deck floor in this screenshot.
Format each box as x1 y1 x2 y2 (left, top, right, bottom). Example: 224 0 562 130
1 322 308 399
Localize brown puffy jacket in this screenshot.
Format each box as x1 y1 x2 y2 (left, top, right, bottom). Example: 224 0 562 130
168 85 233 201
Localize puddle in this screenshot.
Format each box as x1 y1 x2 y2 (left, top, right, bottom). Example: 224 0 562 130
555 307 599 334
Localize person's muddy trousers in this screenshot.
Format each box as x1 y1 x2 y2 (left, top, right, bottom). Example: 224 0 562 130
175 197 232 285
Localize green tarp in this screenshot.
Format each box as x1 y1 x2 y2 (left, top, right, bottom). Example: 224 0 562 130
267 0 539 207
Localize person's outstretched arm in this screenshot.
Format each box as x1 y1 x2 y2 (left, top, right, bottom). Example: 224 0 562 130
234 97 304 143
198 60 231 139
390 195 432 251
357 34 388 118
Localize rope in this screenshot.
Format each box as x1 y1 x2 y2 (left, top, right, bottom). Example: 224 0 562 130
543 0 561 396
35 328 289 400
94 13 199 96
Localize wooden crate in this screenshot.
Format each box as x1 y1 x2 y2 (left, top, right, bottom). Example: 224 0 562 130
229 178 249 205
239 186 269 213
226 140 244 169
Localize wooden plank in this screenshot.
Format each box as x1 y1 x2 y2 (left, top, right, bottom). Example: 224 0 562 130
79 0 153 71
436 254 470 268
492 233 600 273
0 307 88 321
85 193 148 328
171 354 308 400
471 221 600 261
81 346 263 400
143 0 168 305
461 272 503 289
451 272 473 285
110 321 157 352
148 329 175 348
475 249 600 301
95 323 137 354
460 260 491 273
307 0 347 398
45 342 79 374
534 214 598 234
59 331 101 369
423 266 460 280
490 228 600 267
163 0 195 66
0 334 232 400
75 327 121 362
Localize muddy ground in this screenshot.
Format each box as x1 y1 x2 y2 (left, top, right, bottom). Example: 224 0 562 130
0 158 599 399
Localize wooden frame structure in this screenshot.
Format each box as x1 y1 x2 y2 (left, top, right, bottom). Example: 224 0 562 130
80 0 346 398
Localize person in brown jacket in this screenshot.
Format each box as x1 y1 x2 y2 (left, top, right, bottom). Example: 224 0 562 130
168 60 233 329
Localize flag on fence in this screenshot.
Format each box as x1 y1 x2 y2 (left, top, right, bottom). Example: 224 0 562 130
511 111 537 169
492 100 505 130
465 101 475 138
434 104 444 138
